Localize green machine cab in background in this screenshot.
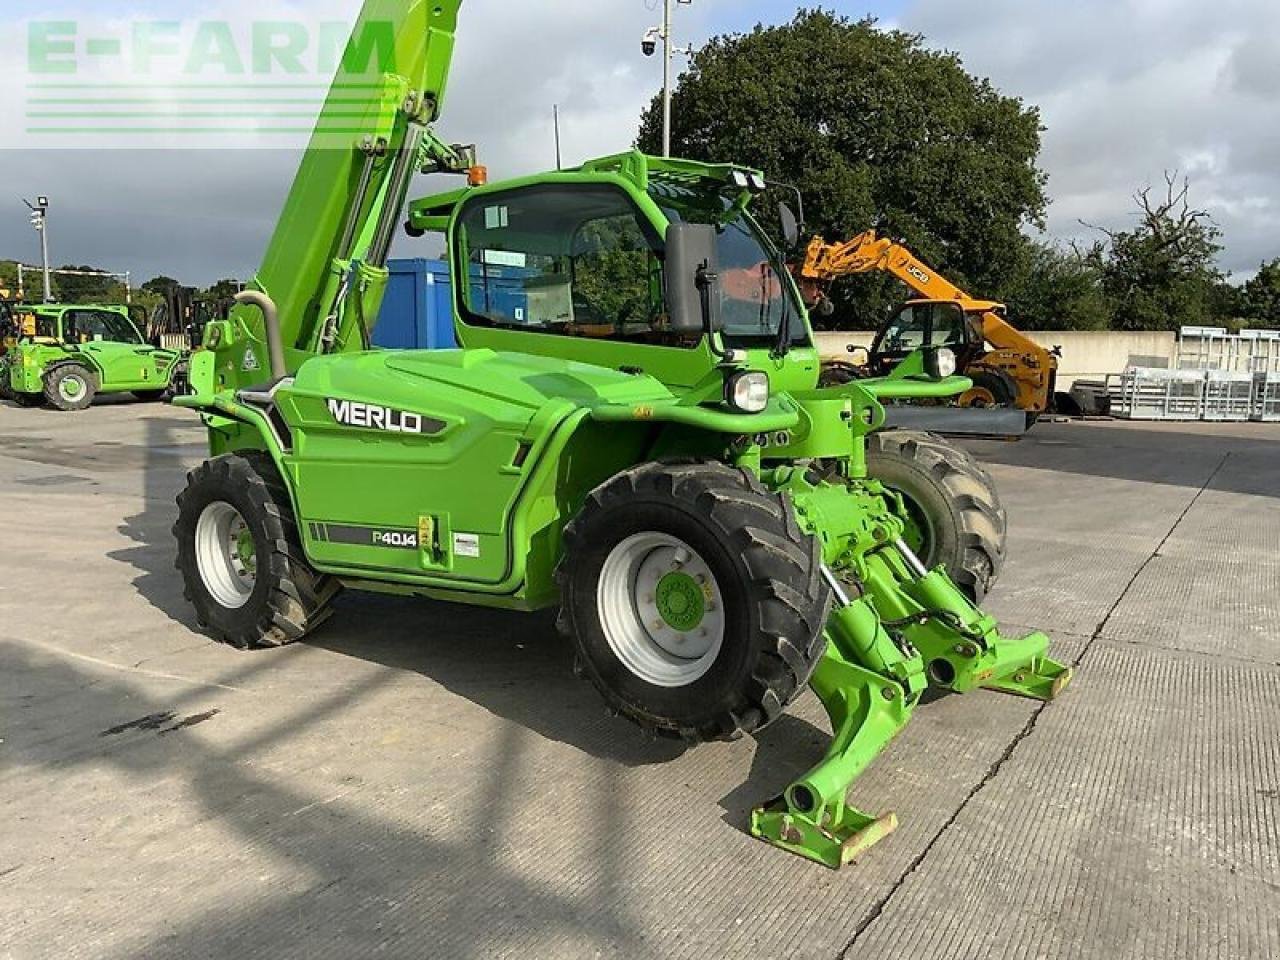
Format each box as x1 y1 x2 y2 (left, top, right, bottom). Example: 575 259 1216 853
172 0 1069 868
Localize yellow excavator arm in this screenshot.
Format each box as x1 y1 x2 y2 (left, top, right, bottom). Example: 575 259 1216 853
799 231 1059 413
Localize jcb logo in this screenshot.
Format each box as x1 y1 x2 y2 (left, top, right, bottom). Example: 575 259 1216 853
906 265 931 285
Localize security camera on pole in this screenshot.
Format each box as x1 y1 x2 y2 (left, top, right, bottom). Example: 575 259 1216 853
23 196 52 303
642 0 694 158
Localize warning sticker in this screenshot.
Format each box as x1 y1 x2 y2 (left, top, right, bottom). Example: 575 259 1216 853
453 533 481 559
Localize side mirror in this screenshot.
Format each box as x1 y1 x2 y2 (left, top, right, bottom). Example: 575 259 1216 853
665 222 723 334
846 345 870 366
779 202 801 250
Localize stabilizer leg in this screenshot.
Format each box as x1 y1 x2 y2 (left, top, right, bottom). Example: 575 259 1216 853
751 577 924 869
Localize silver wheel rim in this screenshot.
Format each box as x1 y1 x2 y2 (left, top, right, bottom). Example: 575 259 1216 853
597 532 726 688
195 501 256 609
59 375 85 403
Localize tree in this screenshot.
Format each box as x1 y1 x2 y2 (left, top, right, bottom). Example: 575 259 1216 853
204 278 243 299
142 276 181 295
1086 174 1225 332
1240 259 1280 327
1000 241 1110 331
0 260 19 298
637 9 1048 309
53 265 116 303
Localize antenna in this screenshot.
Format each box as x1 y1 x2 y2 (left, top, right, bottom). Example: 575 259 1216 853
554 104 563 171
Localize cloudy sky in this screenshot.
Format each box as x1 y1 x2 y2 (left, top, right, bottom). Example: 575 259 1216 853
1 0 1278 286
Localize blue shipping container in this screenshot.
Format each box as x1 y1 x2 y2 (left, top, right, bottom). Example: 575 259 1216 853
373 259 458 351
374 259 535 350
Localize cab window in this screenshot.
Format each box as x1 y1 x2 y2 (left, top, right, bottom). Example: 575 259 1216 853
879 302 967 354
64 310 142 345
455 185 671 343
33 313 57 338
880 304 930 353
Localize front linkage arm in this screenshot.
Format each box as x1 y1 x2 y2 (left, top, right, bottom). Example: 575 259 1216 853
752 533 1070 868
750 400 1070 867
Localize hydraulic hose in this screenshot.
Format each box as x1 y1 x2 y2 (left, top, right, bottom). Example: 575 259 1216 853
234 290 287 381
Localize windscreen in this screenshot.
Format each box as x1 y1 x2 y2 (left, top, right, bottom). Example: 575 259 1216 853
65 309 143 345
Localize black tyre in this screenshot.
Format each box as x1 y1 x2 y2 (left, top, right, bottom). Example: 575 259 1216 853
557 461 831 743
818 361 863 387
133 389 168 402
174 451 341 649
0 376 37 406
961 368 1019 408
43 363 97 411
866 430 1006 603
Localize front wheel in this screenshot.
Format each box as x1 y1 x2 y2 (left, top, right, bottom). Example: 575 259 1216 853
44 364 97 411
959 369 1019 409
557 461 831 743
174 452 341 649
866 430 1007 603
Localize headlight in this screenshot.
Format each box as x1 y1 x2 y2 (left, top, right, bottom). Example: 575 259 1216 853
725 371 770 413
926 347 957 379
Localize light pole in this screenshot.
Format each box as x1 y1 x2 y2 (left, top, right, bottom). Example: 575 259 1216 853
643 0 694 158
24 196 51 303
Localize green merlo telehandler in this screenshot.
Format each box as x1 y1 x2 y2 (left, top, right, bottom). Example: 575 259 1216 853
173 0 1068 868
0 303 181 410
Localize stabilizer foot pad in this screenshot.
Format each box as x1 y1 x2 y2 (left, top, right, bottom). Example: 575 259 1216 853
984 655 1073 701
751 798 898 870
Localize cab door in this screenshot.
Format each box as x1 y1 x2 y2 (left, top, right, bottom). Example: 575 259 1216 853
65 309 161 389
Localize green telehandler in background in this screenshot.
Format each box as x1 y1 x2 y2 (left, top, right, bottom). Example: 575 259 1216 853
172 0 1068 868
0 303 182 410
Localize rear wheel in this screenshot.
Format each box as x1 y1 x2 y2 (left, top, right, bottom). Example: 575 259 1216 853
44 364 97 411
174 451 341 649
866 430 1006 603
557 461 831 742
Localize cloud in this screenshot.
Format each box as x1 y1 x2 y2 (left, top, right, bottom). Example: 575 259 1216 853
900 0 1280 278
2 0 1278 285
0 0 687 284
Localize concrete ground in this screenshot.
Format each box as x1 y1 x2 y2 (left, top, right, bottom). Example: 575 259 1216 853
1 400 1277 960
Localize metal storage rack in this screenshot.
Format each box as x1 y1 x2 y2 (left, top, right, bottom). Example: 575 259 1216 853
1254 373 1280 422
1238 329 1280 374
1203 370 1254 421
1177 326 1280 374
1107 367 1206 420
1176 326 1232 370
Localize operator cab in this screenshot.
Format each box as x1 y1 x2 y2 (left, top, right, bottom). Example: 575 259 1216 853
414 162 812 370
869 299 988 374
53 307 146 346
